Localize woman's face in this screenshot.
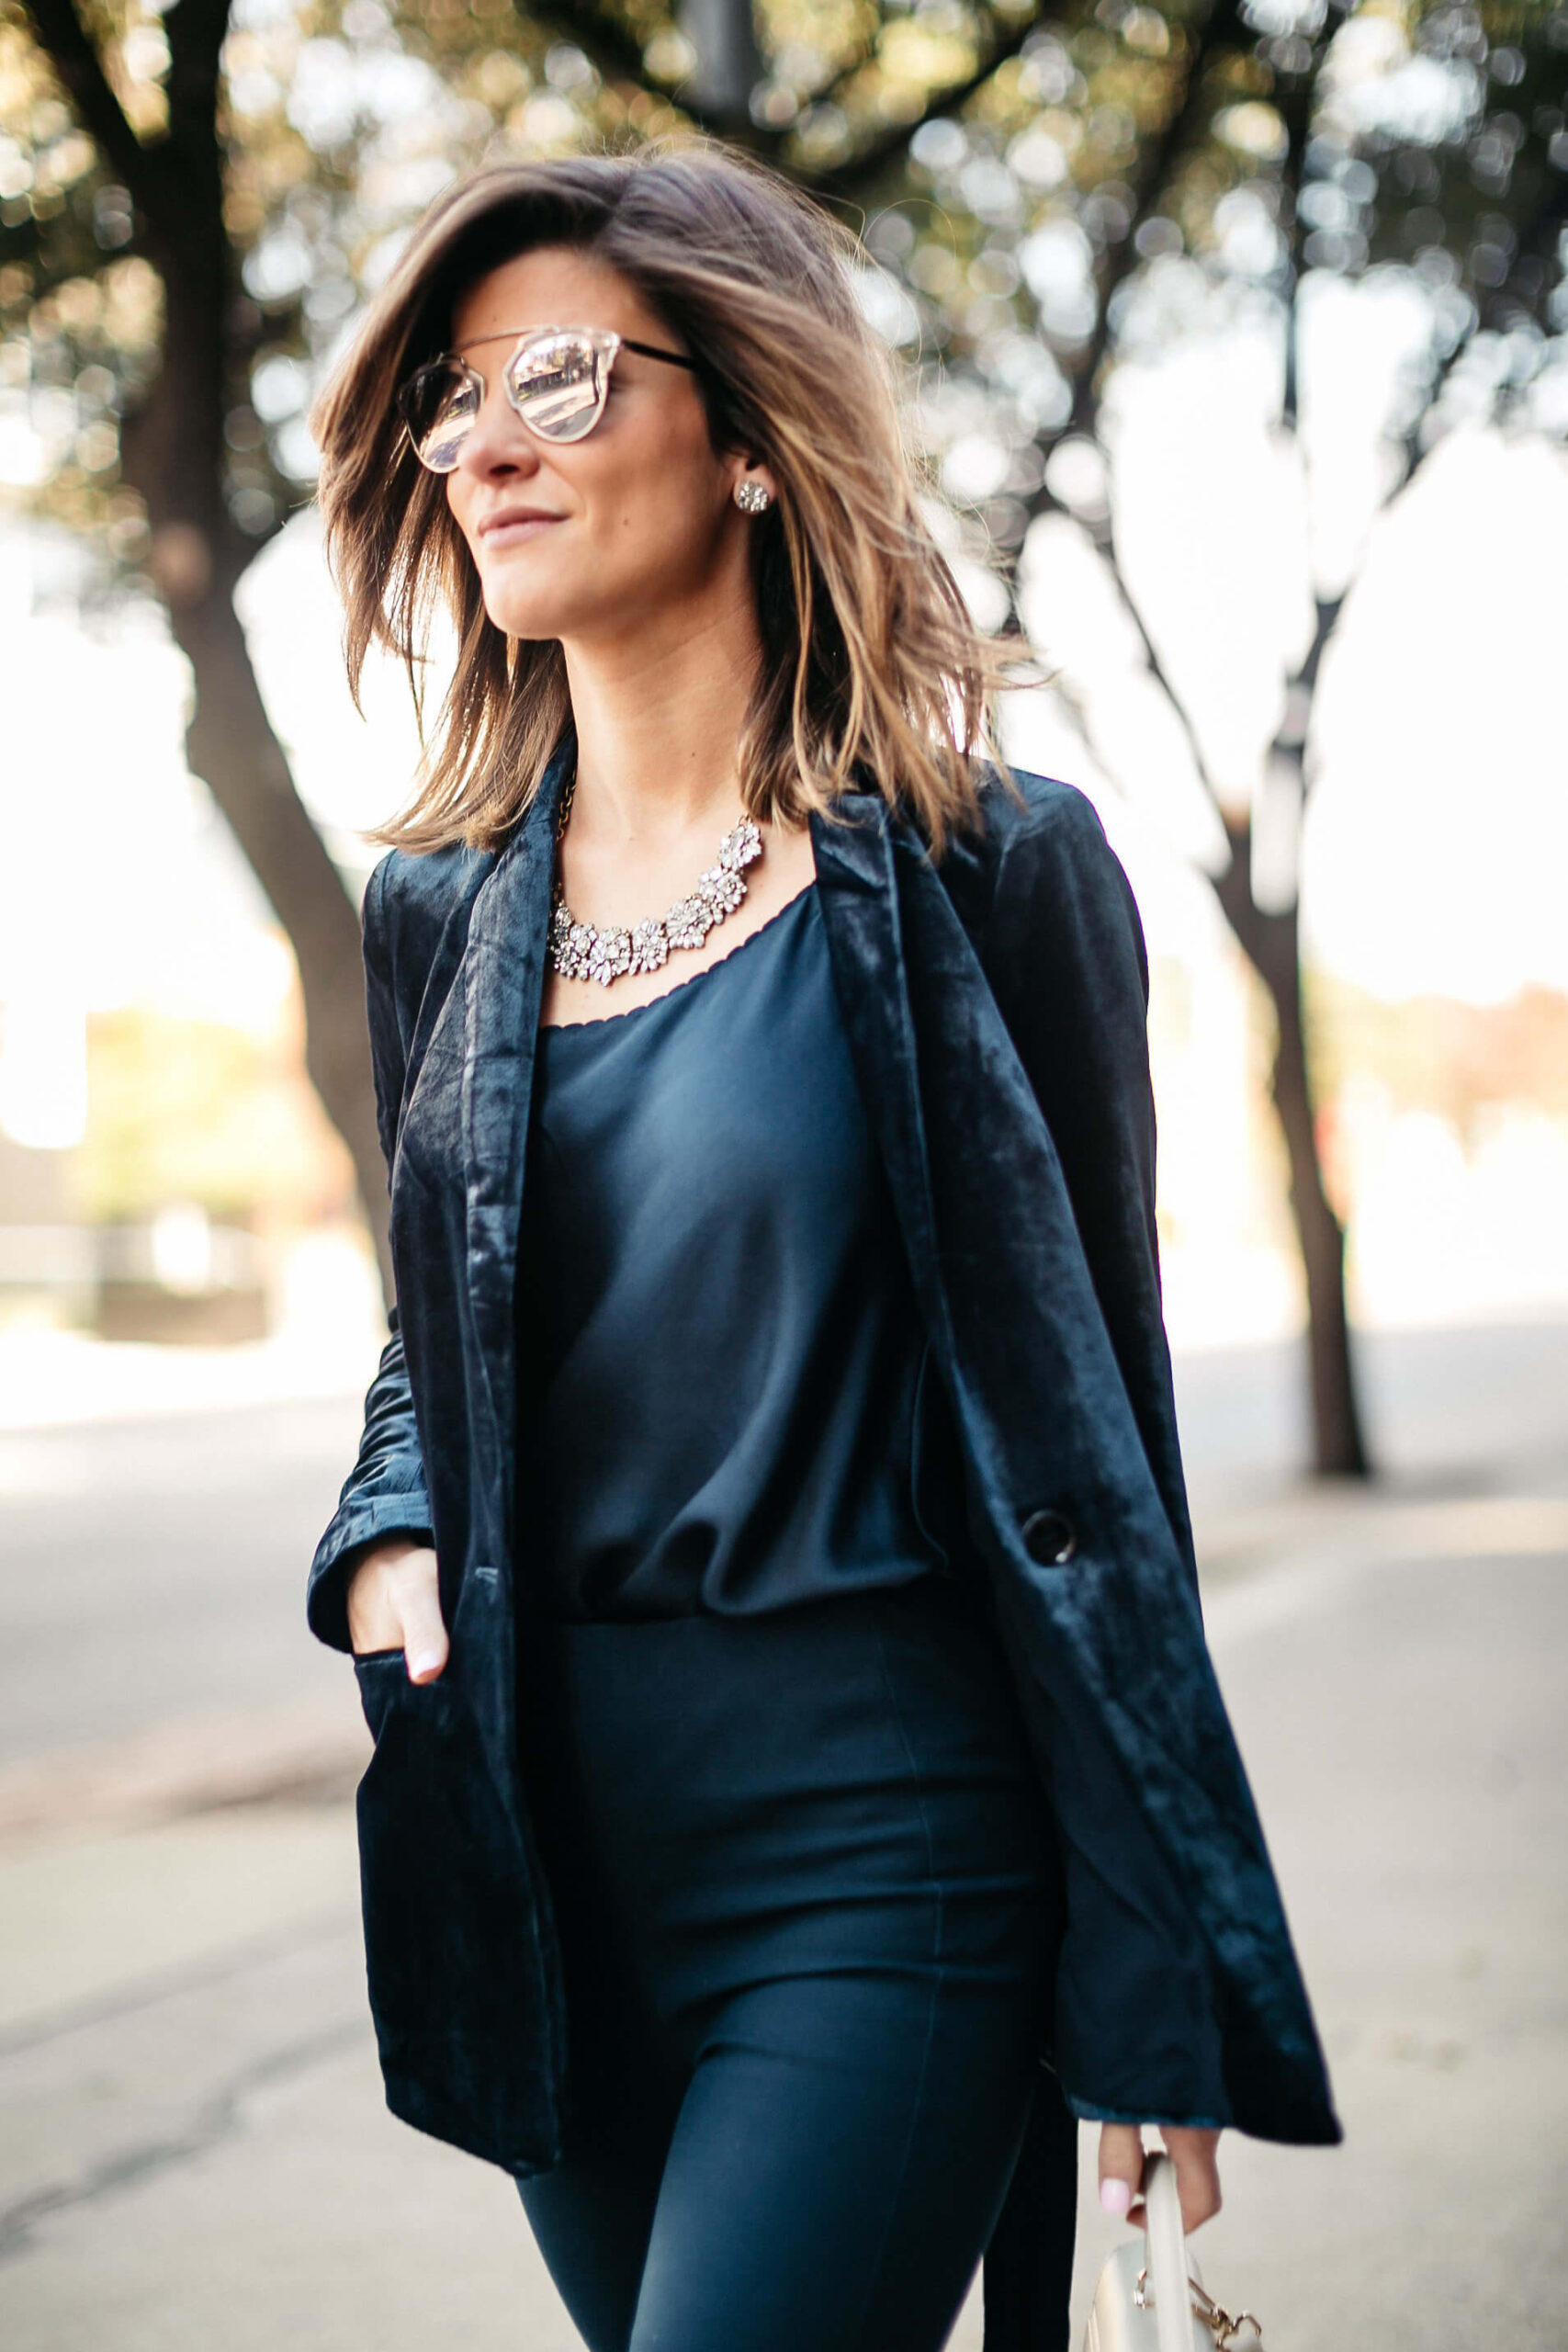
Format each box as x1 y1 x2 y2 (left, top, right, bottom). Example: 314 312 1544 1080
441 245 767 649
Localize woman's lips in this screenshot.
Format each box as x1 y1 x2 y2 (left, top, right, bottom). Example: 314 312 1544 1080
479 510 564 548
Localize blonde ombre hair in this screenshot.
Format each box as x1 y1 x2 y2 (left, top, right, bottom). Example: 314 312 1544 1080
312 139 1019 856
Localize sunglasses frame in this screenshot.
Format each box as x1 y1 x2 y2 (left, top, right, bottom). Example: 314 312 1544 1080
398 324 701 472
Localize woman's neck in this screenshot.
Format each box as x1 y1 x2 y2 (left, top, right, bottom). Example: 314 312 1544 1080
540 594 816 1028
560 594 763 849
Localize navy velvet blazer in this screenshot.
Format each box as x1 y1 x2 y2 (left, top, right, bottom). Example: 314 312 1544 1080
310 740 1338 2346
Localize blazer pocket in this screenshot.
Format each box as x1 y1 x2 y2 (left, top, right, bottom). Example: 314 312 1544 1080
352 1647 405 1689
351 1586 565 2171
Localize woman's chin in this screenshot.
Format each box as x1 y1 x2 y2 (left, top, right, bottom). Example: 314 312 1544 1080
483 585 641 647
483 592 576 641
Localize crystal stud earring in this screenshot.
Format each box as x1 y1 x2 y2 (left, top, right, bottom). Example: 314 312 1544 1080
734 480 773 514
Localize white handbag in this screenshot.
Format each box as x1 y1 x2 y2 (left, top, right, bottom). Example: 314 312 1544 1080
1083 2152 1264 2352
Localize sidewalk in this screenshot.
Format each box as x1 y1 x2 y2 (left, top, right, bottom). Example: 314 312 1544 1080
4 1325 1565 2347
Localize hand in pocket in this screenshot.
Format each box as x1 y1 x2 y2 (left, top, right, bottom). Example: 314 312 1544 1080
346 1536 448 1681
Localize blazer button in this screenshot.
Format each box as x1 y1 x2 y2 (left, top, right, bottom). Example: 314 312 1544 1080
1020 1508 1077 1566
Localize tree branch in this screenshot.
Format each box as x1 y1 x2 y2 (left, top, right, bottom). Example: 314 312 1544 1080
548 0 1068 181
22 0 168 214
1400 169 1568 489
813 0 1062 204
1064 0 1247 434
1268 592 1341 832
1023 487 1229 820
1103 515 1227 817
529 0 714 116
163 0 233 132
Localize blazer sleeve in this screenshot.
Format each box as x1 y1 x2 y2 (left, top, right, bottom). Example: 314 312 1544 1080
986 786 1233 2128
306 856 434 1653
987 786 1197 1586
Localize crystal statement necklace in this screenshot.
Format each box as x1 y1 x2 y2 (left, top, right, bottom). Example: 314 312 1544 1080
547 764 764 989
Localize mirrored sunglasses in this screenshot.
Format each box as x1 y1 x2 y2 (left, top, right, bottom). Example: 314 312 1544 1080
397 324 700 473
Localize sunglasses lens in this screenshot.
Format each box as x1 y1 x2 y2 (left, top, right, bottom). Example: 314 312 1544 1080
401 361 479 472
503 331 608 442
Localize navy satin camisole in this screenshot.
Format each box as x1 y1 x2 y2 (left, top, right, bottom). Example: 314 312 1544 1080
512 882 961 1622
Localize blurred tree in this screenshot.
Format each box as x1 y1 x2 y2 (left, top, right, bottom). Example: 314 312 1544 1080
0 0 1050 1300
810 0 1568 1474
3 0 1563 1465
4 0 396 1285
81 1005 354 1223
4 0 389 1286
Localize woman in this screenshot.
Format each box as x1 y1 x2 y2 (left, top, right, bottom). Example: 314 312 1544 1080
308 141 1337 2352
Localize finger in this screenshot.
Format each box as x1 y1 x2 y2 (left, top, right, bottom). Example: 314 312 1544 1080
347 1580 404 1656
1160 2125 1224 2233
398 1578 450 1684
347 1535 428 1656
1097 2122 1145 2222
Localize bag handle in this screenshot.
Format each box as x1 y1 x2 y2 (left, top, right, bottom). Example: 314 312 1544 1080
1140 2153 1266 2351
1142 2153 1193 2352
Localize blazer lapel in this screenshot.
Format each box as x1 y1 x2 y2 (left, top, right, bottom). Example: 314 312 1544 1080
460 737 573 1554
812 799 1040 1522
808 798 960 1402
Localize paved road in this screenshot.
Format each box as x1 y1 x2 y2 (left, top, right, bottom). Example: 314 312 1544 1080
0 1397 365 1770
2 1317 1565 2347
3 1316 1564 1777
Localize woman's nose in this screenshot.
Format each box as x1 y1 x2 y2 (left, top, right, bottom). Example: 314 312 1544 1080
457 388 541 481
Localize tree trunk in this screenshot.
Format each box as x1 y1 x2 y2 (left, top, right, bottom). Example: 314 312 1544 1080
119 209 395 1309
677 0 762 124
17 0 401 1317
170 587 394 1306
1214 828 1370 1476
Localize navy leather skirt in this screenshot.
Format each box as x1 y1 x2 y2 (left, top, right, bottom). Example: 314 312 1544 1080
512 1576 1066 2352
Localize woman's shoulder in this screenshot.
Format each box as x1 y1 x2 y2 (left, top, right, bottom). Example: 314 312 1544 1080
365 841 496 975
972 762 1114 857
926 763 1122 931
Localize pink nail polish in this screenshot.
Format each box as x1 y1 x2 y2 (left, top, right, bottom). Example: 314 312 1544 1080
409 1649 443 1679
1100 2177 1133 2218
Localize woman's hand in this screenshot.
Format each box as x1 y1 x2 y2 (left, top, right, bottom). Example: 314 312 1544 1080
1098 2122 1222 2234
345 1535 448 1682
